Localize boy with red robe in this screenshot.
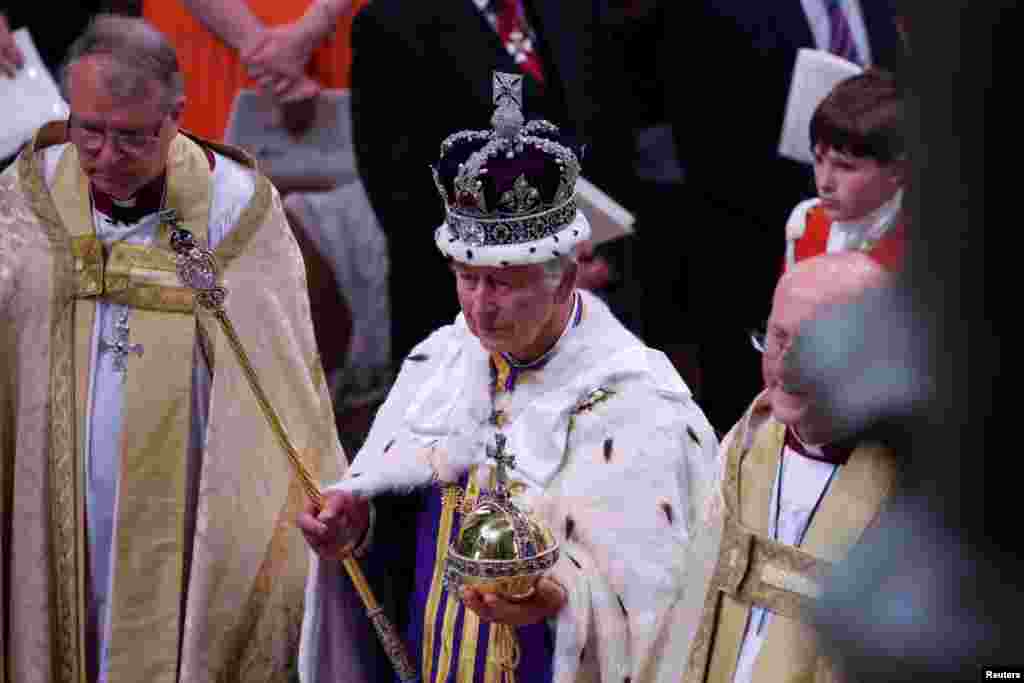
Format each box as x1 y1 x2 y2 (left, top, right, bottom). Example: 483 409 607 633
785 68 907 272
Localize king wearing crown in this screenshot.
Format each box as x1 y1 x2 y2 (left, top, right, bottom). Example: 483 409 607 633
298 72 720 683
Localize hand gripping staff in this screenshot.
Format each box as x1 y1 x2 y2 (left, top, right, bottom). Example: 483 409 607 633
167 215 418 682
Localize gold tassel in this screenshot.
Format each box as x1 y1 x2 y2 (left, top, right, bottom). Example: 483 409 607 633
492 623 521 683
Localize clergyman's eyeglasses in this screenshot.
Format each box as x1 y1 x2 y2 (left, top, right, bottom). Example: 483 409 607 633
68 113 165 157
749 324 793 358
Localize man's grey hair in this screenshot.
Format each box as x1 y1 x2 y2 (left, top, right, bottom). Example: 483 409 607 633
61 14 185 113
541 254 578 291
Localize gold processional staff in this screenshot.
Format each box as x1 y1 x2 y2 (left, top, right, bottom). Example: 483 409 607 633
168 218 418 682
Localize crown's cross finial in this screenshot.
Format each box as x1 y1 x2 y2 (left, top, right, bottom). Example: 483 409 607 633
493 72 523 110
491 72 524 140
487 432 517 497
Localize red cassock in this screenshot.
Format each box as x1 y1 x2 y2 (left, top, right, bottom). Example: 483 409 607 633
788 203 907 272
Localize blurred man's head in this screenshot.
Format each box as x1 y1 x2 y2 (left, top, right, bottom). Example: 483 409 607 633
452 255 577 361
763 252 891 444
62 15 185 200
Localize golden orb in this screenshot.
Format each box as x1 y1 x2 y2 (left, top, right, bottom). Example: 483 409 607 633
445 434 559 602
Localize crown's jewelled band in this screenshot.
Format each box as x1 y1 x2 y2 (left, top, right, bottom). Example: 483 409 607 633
446 197 578 246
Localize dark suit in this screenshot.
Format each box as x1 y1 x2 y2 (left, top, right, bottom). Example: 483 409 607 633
661 1 905 431
350 0 632 363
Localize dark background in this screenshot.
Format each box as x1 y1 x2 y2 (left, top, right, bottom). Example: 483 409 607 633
816 1 1008 680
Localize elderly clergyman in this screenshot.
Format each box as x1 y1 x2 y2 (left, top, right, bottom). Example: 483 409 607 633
0 15 345 683
682 251 900 683
297 73 719 683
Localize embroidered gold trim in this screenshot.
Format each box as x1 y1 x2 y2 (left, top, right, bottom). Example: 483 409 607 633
684 411 774 683
432 473 483 683
17 122 69 236
760 565 823 600
422 483 464 682
51 297 85 683
435 473 481 683
713 519 826 621
104 284 195 313
483 622 502 683
108 241 178 272
455 593 482 683
70 235 103 297
19 121 86 683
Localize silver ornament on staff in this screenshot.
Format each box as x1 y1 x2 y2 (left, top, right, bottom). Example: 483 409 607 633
165 211 418 683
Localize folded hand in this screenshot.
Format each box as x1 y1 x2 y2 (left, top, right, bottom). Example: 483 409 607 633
242 22 314 87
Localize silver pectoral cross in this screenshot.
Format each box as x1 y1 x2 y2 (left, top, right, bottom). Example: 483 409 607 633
98 311 144 375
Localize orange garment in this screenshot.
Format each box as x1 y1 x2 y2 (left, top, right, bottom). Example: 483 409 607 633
144 0 368 140
792 204 906 271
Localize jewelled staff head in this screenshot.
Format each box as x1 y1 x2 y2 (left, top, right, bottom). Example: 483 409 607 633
167 216 227 311
431 71 589 267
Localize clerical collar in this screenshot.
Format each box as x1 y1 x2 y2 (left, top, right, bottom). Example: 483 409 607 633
491 291 582 393
783 426 854 466
89 147 217 227
831 188 903 243
92 172 167 227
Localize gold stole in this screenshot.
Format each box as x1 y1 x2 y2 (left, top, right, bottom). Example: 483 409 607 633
691 417 898 683
50 136 212 683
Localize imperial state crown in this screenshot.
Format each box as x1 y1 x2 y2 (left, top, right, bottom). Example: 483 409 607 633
433 72 590 267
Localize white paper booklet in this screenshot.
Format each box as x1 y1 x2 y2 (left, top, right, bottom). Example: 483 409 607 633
574 175 635 246
0 29 70 159
778 48 863 165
